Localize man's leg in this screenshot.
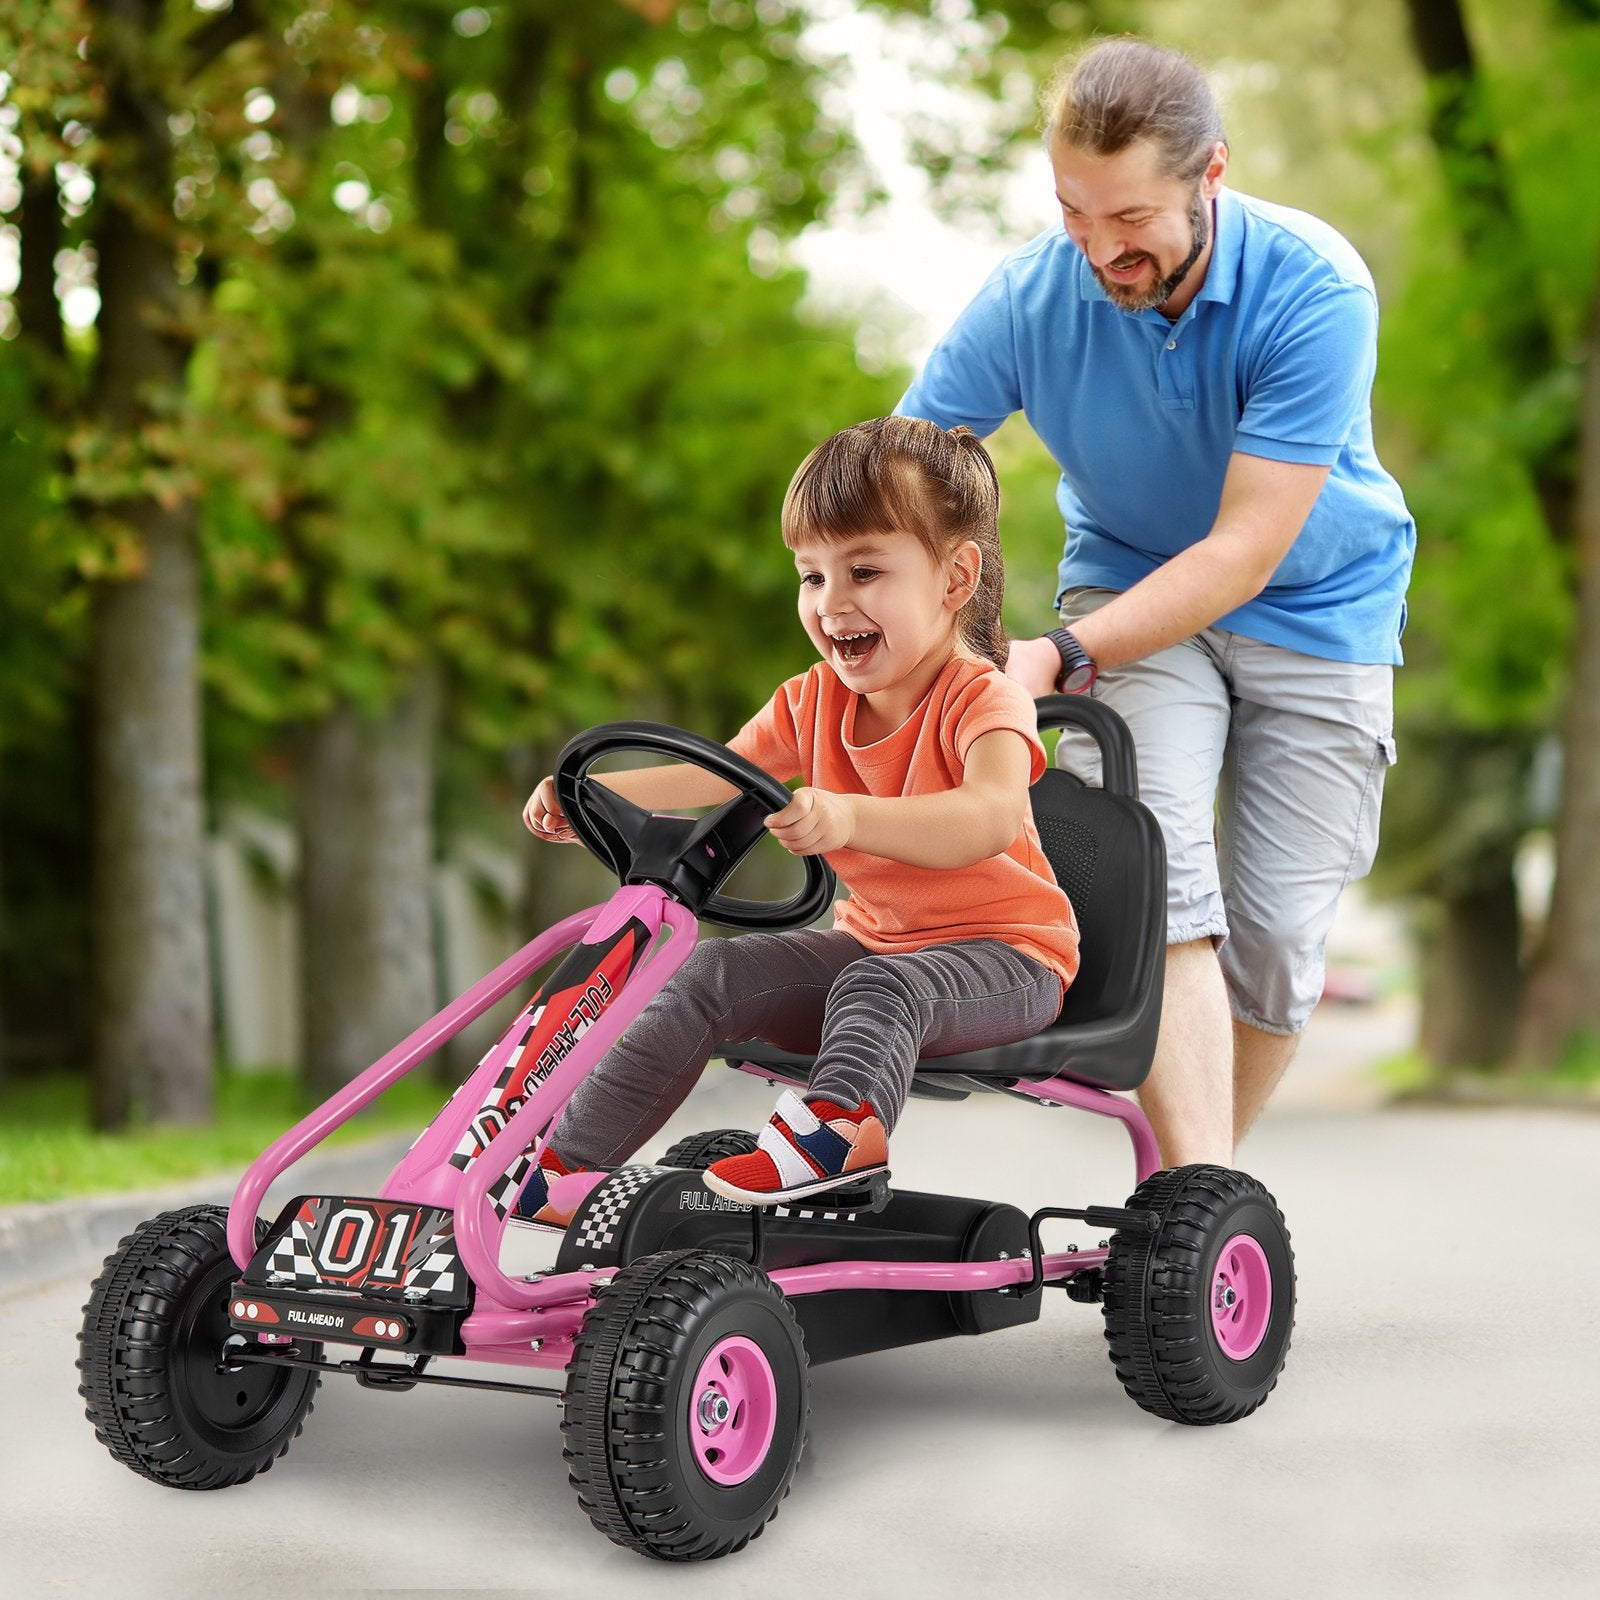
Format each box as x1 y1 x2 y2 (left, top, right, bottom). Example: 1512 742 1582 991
1137 938 1234 1167
1057 590 1234 1171
1232 1019 1299 1151
1216 639 1395 1143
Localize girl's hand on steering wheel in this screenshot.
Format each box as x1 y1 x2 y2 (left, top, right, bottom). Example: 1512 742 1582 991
764 786 854 856
524 775 578 843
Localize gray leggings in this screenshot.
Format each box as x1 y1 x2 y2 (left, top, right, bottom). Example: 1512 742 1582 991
549 928 1063 1169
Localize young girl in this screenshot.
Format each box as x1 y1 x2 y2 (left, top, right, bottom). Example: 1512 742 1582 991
515 415 1079 1223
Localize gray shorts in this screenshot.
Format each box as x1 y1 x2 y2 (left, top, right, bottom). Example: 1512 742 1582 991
1057 588 1396 1035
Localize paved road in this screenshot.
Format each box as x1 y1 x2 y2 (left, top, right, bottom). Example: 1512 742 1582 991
4 1045 1597 1600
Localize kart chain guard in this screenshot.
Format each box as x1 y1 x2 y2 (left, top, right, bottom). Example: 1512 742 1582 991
554 1166 1039 1362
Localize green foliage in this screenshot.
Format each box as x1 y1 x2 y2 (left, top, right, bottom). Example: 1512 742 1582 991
0 1066 448 1204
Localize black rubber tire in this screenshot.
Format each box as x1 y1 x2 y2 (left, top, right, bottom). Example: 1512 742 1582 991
562 1249 808 1561
657 1128 759 1170
77 1204 320 1489
1103 1164 1295 1426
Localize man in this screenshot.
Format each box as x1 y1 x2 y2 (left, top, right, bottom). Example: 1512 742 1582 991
898 38 1414 1168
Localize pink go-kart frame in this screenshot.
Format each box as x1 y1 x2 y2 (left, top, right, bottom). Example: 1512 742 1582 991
77 699 1295 1561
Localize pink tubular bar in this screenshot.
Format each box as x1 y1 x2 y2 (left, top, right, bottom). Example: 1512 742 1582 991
1009 1073 1163 1185
225 887 698 1296
228 903 602 1274
447 893 699 1313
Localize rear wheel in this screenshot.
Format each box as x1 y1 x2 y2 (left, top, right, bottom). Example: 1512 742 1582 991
657 1128 759 1170
77 1205 320 1488
563 1249 808 1560
1103 1165 1294 1425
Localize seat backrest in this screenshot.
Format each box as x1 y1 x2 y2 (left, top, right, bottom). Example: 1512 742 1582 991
1030 766 1166 1041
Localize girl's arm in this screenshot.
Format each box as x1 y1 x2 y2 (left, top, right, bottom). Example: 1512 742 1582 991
763 728 1032 868
524 764 741 841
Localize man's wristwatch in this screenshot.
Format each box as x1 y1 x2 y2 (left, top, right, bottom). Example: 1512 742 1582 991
1046 626 1098 694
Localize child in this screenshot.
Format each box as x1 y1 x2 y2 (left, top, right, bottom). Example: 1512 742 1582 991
514 415 1079 1223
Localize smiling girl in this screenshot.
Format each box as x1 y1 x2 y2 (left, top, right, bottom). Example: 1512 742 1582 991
515 416 1079 1220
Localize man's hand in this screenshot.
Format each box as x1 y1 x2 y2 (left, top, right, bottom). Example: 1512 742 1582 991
764 787 855 856
523 775 578 843
1004 633 1061 698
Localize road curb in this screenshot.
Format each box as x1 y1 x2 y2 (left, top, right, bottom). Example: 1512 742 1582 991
0 1135 414 1297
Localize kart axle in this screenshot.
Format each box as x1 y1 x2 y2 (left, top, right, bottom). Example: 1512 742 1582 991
231 1346 564 1401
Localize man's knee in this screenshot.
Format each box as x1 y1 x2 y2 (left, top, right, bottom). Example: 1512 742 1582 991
1219 913 1322 1034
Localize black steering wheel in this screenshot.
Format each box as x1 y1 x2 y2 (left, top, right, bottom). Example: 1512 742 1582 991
553 721 837 931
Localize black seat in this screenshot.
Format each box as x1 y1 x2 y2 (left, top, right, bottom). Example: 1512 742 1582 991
723 695 1167 1096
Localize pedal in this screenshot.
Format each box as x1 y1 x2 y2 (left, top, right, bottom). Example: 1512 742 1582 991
783 1170 892 1217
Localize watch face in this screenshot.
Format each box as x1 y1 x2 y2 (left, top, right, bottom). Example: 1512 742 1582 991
1060 660 1097 694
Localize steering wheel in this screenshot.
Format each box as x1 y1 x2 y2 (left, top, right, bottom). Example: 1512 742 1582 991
553 721 837 931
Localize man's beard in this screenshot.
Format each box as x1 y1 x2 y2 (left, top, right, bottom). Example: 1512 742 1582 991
1093 189 1210 313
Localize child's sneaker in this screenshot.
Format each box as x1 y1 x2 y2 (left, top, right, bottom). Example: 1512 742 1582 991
510 1145 588 1230
703 1089 887 1206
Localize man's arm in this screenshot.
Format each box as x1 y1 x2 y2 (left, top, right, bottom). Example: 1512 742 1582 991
763 728 1033 869
1007 451 1332 693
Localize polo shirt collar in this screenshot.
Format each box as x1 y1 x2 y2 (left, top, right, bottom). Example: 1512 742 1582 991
1074 184 1243 308
1196 186 1242 306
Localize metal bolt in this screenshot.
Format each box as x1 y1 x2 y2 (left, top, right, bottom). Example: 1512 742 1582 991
529 1338 543 1353
698 1391 731 1431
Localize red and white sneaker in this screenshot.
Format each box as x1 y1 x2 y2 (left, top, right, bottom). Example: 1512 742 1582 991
703 1089 888 1206
509 1145 594 1230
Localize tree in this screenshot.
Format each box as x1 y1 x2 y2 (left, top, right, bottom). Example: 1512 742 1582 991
2 0 279 1125
1389 0 1600 1069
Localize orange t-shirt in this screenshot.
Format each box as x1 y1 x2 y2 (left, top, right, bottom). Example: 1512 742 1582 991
729 654 1080 992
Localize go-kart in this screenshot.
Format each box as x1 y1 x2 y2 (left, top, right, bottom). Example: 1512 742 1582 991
77 696 1294 1561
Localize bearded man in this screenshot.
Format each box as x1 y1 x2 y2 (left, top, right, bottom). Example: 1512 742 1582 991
899 38 1415 1167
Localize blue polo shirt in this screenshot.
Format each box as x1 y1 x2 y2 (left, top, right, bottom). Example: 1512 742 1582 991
897 188 1415 664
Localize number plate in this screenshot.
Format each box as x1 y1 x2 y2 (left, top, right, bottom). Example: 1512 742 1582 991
243 1195 470 1309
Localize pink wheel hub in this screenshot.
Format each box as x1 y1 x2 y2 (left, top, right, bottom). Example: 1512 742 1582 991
687 1335 777 1486
1210 1233 1272 1360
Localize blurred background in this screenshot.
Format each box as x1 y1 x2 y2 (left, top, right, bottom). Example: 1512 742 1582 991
1 0 1597 1187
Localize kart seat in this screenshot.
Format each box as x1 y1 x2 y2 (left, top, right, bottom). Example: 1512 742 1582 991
723 695 1167 1097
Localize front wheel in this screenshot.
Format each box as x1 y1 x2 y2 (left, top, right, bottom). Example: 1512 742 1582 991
562 1250 808 1560
77 1204 320 1488
1103 1165 1295 1425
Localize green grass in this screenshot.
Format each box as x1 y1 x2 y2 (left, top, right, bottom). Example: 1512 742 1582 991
1374 1048 1600 1102
0 1069 454 1207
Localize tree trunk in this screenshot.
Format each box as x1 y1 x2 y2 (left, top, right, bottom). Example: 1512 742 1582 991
1514 274 1600 1066
1419 865 1522 1068
17 163 66 371
87 0 213 1128
298 671 440 1101
1401 0 1587 1073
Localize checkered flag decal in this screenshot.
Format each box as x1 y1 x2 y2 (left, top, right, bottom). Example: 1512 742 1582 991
405 1245 459 1299
570 1165 663 1257
266 1225 320 1285
486 1149 534 1220
775 1202 863 1223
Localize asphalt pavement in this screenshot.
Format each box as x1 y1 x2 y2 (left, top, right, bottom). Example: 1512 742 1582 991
2 993 1597 1600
